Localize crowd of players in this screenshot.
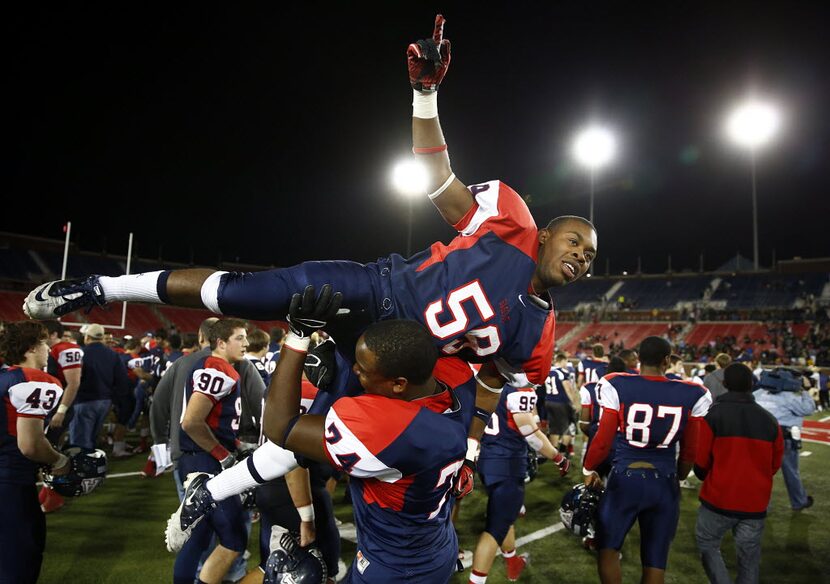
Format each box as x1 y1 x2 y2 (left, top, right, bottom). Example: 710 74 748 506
2 13 823 584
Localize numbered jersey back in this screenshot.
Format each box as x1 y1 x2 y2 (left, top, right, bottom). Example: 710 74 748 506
597 373 711 474
0 367 64 484
387 180 555 385
323 393 465 568
179 355 241 452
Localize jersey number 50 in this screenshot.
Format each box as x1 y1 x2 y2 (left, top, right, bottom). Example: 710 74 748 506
425 280 501 357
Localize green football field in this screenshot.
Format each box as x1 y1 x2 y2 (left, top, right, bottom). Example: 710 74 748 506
39 413 829 583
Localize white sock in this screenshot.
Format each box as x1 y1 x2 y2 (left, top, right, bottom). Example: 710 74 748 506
206 441 298 501
502 549 516 559
469 570 488 584
99 271 165 303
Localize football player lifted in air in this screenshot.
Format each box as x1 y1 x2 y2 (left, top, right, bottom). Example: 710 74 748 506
24 13 597 537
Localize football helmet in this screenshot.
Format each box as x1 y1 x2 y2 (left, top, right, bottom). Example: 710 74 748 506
42 447 107 497
559 483 603 538
264 528 327 584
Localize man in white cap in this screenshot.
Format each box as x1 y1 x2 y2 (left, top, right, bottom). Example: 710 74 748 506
67 323 131 451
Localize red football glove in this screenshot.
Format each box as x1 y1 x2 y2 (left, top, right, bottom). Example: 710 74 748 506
451 458 476 498
407 14 451 92
553 453 571 477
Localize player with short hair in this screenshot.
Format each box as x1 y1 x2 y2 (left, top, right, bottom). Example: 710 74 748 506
578 356 627 479
173 318 250 584
618 348 639 374
470 381 571 584
244 328 271 386
578 344 609 386
0 321 71 584
543 352 578 456
666 354 685 380
583 336 712 584
263 288 482 583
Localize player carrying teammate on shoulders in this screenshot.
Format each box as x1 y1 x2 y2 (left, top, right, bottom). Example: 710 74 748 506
264 285 480 583
583 336 712 584
23 13 596 529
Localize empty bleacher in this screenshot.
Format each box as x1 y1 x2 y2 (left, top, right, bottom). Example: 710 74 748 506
712 273 828 308
613 276 711 309
552 278 615 310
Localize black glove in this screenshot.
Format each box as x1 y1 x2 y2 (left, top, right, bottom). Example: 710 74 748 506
287 285 343 338
304 338 337 390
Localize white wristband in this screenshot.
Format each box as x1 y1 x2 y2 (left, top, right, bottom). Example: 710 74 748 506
465 437 480 461
412 90 439 119
57 404 70 415
297 504 315 522
283 332 311 353
582 466 598 477
475 374 505 394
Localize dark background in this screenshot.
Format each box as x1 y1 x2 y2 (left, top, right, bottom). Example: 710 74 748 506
7 4 829 273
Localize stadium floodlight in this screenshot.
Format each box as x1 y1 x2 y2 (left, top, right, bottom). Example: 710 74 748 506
391 158 428 256
572 125 617 274
725 100 780 149
724 99 782 271
391 159 428 197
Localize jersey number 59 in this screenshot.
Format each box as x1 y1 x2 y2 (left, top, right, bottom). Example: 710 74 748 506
425 280 501 357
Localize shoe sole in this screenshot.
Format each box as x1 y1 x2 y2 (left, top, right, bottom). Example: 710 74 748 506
164 472 207 553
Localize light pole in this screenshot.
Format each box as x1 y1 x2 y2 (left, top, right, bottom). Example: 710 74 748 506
391 159 428 257
725 99 781 271
572 125 616 273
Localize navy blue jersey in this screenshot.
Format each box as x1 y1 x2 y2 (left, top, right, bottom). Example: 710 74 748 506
179 355 241 452
596 373 711 474
544 366 573 403
578 358 608 384
479 385 538 479
244 355 269 386
323 393 466 573
387 180 555 385
0 367 63 485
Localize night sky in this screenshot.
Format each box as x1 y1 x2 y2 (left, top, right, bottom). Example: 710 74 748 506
7 4 829 274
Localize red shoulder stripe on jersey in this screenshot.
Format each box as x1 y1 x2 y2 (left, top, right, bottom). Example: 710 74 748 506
522 310 556 385
416 182 539 272
301 379 319 401
433 357 473 388
452 201 481 232
22 368 62 386
204 356 240 379
332 395 419 455
417 390 453 414
360 475 415 512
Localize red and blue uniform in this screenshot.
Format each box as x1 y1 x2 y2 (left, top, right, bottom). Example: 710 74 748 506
47 341 82 387
174 355 246 584
478 385 538 543
179 356 241 454
544 366 572 404
0 367 63 584
578 358 607 384
322 358 476 583
214 180 555 386
585 373 711 569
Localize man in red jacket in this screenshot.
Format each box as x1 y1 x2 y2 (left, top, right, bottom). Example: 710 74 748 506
694 363 784 584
